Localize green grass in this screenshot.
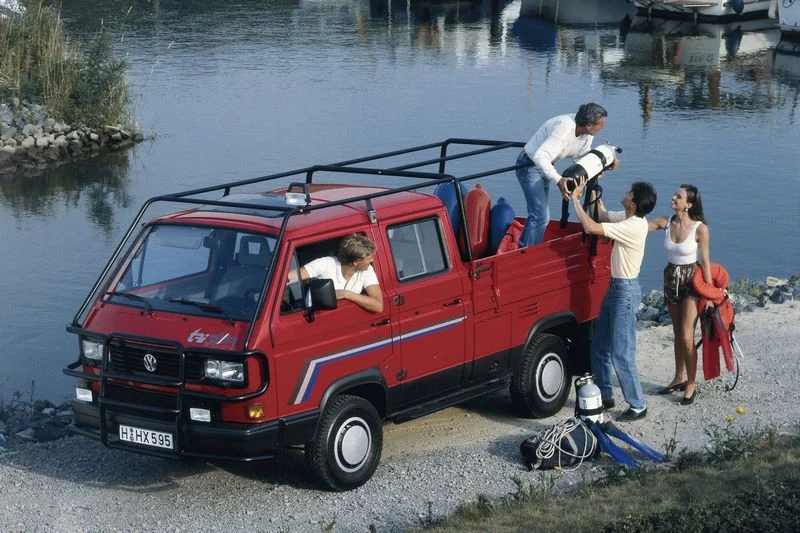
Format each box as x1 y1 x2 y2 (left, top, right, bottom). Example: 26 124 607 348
415 427 800 532
0 1 131 128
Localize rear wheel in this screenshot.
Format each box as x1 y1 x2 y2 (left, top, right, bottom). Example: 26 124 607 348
306 394 383 491
511 333 570 418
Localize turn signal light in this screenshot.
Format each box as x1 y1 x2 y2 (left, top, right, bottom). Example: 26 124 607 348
247 403 265 419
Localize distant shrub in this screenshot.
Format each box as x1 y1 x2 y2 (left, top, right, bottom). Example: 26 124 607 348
727 277 763 298
0 1 131 128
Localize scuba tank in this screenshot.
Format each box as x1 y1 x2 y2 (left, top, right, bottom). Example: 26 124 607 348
489 197 515 255
574 373 604 424
561 144 621 192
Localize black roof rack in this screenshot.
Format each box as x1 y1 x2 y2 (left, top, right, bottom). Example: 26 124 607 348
73 138 528 328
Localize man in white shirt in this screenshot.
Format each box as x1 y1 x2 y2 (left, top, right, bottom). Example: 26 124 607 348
299 234 384 313
516 103 615 246
570 179 657 422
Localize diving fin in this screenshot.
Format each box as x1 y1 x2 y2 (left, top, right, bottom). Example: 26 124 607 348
602 422 665 463
589 422 639 468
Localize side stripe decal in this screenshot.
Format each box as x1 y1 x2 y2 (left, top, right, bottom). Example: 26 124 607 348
292 316 465 405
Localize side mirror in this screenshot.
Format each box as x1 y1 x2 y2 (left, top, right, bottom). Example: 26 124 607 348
308 278 337 310
303 278 337 322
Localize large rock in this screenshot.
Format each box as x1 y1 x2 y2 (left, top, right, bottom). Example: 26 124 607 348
637 306 661 322
0 145 15 158
21 123 39 136
1 125 18 139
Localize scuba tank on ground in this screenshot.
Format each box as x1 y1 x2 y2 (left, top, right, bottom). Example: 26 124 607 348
574 373 604 424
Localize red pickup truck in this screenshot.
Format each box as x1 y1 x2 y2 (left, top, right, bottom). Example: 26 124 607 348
64 139 612 490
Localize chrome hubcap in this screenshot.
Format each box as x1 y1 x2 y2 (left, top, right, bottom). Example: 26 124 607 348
538 353 564 399
335 416 371 472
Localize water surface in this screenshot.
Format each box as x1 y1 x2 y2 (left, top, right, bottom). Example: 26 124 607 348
1 0 798 400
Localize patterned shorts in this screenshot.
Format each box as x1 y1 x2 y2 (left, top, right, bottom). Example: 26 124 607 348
663 263 697 305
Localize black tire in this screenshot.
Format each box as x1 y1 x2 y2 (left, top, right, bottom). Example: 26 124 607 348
306 394 383 491
510 333 570 418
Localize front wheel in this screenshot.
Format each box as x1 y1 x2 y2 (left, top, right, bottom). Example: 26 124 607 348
306 394 383 491
510 333 570 418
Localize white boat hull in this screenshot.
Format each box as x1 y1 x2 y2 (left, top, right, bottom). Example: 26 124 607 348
778 0 800 38
634 0 772 20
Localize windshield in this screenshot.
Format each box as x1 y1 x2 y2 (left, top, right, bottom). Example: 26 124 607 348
106 224 276 321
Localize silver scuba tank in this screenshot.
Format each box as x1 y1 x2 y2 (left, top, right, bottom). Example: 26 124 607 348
574 373 604 423
562 144 621 192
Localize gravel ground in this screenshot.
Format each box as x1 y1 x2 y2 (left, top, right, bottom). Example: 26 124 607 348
1 302 798 533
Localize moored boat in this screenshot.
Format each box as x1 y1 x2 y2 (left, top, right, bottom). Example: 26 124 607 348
634 0 773 21
778 0 800 40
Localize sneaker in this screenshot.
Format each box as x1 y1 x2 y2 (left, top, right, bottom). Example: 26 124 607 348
615 407 647 422
602 398 616 410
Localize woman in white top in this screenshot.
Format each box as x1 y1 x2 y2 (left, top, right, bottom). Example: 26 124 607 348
299 234 384 314
648 185 711 405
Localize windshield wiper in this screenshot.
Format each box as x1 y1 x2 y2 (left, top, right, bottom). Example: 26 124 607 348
106 291 153 315
168 298 236 324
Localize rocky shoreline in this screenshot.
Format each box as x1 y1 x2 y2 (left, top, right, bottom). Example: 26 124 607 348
636 274 799 329
1 273 797 452
0 99 145 174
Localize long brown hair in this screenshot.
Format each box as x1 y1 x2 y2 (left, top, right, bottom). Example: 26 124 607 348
680 184 706 223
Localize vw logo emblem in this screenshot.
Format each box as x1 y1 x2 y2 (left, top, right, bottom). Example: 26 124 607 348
143 353 157 373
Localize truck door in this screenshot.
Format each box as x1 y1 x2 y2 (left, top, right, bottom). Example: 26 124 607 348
269 230 395 415
378 216 467 407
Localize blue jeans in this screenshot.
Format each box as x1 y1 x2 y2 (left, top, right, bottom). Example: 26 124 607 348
591 278 646 410
515 150 550 247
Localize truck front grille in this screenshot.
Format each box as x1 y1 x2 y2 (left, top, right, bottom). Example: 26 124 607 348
108 339 203 381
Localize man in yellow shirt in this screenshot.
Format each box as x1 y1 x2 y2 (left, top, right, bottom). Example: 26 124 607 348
571 178 657 422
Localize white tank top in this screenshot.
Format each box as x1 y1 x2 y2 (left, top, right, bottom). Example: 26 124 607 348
664 219 701 265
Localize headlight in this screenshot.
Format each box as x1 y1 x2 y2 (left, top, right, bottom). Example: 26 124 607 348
81 339 104 361
204 359 244 383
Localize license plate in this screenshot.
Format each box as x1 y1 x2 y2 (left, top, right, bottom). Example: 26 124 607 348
118 424 174 450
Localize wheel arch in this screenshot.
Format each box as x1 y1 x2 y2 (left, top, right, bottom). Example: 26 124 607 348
517 312 591 376
318 368 388 420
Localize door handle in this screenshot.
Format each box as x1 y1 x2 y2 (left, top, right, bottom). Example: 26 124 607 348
371 318 390 327
443 298 462 307
393 295 405 306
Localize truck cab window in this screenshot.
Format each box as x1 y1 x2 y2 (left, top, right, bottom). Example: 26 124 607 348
109 225 275 320
387 218 447 281
283 238 342 314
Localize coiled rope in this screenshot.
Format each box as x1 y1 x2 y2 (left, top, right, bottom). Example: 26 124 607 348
533 417 597 471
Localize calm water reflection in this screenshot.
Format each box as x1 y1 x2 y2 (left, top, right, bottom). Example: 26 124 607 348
1 0 798 400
